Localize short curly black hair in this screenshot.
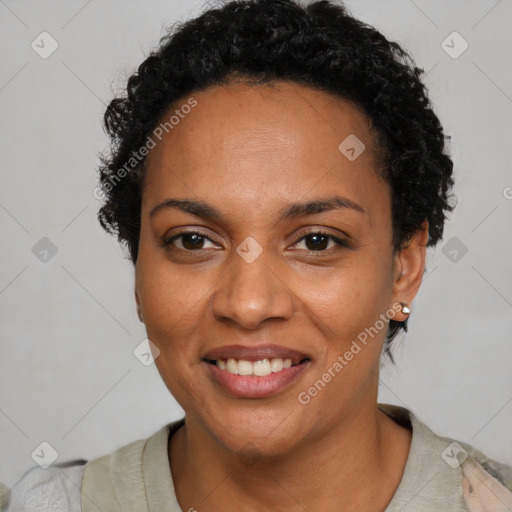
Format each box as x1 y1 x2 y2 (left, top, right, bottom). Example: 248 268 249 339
96 0 455 359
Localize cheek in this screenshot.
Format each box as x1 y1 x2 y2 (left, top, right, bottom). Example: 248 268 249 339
297 258 393 407
136 257 207 372
299 251 393 346
140 274 204 406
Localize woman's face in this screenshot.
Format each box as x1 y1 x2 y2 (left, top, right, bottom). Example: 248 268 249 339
135 80 416 455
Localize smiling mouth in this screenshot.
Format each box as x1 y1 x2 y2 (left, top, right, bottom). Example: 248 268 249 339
204 357 310 377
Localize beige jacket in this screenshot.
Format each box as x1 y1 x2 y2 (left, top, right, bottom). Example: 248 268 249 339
4 404 512 511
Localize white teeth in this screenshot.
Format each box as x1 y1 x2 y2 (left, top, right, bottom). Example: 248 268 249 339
253 359 271 377
237 359 253 376
226 358 238 374
270 358 283 372
216 357 298 376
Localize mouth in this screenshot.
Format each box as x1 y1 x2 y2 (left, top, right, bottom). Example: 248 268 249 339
204 357 307 376
202 344 311 398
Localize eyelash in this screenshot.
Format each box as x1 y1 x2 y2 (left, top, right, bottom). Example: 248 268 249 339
160 229 351 254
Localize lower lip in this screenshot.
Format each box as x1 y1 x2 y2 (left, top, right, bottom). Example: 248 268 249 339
205 360 310 398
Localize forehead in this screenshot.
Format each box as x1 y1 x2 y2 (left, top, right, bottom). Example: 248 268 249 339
142 80 387 219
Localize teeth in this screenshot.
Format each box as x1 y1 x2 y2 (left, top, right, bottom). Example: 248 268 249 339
253 359 271 376
237 359 253 376
216 357 295 376
226 358 238 374
270 358 283 373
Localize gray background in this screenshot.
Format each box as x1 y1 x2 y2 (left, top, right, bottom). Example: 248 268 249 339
1 0 511 487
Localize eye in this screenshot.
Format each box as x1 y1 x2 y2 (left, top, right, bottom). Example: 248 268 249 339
161 229 351 253
292 230 350 252
162 231 219 251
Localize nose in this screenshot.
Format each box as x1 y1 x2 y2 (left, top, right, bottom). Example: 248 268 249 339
210 245 294 329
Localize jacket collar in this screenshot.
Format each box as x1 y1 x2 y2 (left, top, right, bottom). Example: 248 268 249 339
83 404 469 512
379 403 468 511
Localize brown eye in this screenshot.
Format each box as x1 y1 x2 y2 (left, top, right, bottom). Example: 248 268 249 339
303 233 330 251
293 231 350 252
163 231 218 251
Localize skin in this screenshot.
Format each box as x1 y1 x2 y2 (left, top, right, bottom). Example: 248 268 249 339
134 80 429 511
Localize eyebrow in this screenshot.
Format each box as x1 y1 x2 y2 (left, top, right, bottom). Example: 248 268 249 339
149 195 366 222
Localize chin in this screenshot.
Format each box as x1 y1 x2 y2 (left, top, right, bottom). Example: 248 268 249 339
205 405 306 457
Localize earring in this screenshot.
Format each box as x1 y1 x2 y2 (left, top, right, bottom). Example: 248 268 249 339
400 302 411 315
399 302 410 332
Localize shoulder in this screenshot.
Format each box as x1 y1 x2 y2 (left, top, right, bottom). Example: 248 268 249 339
382 403 512 487
420 418 512 494
81 422 181 511
2 460 86 512
2 421 184 512
379 403 512 511
452 438 512 510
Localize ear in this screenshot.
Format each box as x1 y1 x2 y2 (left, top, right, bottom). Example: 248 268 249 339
391 220 429 322
135 283 143 323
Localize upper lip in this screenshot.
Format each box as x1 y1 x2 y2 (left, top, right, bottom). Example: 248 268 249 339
203 344 310 365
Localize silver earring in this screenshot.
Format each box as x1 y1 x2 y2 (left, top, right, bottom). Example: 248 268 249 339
400 303 411 315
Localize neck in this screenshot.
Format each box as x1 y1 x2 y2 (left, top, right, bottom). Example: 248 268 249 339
169 402 412 512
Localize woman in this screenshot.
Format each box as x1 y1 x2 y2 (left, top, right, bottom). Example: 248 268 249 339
3 0 511 510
